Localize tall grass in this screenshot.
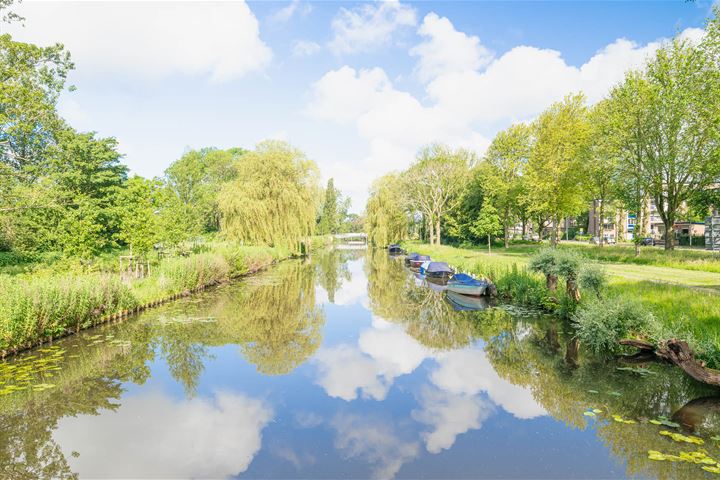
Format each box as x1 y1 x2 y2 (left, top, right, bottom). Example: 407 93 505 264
0 244 291 355
0 274 137 352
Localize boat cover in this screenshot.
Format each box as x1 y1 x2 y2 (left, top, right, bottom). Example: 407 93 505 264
450 273 484 286
425 261 452 273
406 252 420 260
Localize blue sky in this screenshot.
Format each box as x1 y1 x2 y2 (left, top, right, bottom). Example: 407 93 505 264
4 1 716 212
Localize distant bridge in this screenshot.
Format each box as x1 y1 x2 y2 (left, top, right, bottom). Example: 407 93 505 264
334 232 368 244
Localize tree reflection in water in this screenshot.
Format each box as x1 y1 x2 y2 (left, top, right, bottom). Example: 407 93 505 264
366 247 720 480
2 250 720 479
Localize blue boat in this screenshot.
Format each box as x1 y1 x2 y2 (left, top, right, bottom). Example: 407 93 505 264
447 273 489 297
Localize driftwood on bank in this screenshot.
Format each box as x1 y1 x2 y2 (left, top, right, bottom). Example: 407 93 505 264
620 338 720 387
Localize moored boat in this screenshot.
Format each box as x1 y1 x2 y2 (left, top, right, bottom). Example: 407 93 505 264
419 261 453 279
446 273 489 297
388 244 403 255
406 254 431 269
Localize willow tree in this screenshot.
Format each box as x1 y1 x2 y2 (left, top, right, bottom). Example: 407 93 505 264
218 140 320 252
365 173 408 247
405 144 473 245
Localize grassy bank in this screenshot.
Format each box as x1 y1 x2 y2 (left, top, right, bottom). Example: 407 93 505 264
0 243 293 356
452 242 720 273
405 242 720 367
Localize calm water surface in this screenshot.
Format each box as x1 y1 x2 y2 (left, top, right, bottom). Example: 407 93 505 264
2 247 720 479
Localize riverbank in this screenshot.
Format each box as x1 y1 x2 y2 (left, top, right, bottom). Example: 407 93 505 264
404 242 720 368
0 239 333 357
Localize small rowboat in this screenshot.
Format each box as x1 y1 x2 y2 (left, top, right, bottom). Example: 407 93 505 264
388 244 403 255
446 291 490 311
446 273 489 297
405 253 431 269
419 261 453 279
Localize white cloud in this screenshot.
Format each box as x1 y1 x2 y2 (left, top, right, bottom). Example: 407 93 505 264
271 0 312 24
410 13 493 83
293 39 322 57
314 344 391 400
53 391 272 478
430 349 546 420
329 0 417 54
8 1 272 82
313 317 431 401
332 413 420 479
412 386 493 454
307 14 702 209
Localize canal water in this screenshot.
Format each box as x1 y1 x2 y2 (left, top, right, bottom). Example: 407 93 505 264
1 247 720 479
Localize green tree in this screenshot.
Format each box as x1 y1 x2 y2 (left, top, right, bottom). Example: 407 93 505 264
471 203 502 253
605 71 654 256
218 140 320 252
484 123 532 248
318 178 340 235
365 173 408 247
405 144 473 245
638 38 720 250
587 100 620 247
115 176 160 256
0 34 72 182
524 94 591 247
164 147 241 235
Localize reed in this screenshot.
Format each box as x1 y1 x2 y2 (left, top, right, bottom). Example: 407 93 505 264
0 243 292 356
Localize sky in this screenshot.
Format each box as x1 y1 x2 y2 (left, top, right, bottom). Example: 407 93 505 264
3 0 716 212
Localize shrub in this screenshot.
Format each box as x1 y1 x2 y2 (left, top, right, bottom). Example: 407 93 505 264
578 264 607 298
572 298 657 355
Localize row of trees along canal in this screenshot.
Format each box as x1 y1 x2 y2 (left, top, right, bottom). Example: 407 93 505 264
0 29 357 264
366 9 720 252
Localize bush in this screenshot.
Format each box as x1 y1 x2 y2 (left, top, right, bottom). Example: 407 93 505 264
572 298 657 355
574 234 590 242
578 264 607 298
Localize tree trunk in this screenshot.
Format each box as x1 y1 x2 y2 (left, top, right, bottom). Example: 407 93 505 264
598 201 605 247
504 206 510 248
621 339 720 387
550 216 558 248
546 274 558 292
487 234 491 254
436 217 441 245
664 218 674 251
566 278 581 303
428 217 434 245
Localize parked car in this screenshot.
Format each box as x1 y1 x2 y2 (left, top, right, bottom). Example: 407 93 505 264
639 237 655 246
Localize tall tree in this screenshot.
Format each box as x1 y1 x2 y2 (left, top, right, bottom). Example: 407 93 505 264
637 37 720 250
604 71 654 256
218 140 320 252
586 100 620 247
484 123 532 248
318 178 340 235
524 94 591 247
405 144 473 245
115 176 161 256
164 147 241 235
365 173 408 247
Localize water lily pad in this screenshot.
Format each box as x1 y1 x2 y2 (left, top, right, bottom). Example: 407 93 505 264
659 430 704 445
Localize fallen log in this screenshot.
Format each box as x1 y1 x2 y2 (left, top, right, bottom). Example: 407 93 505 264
621 338 720 387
